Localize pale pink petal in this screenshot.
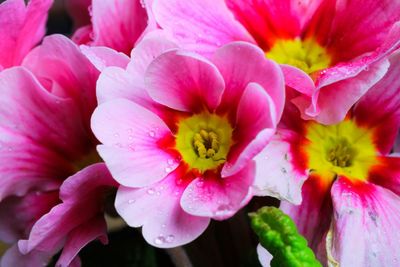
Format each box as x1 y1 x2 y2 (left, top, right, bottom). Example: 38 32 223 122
256 244 272 267
127 33 178 78
330 178 400 266
22 34 100 126
0 244 52 267
96 66 155 110
181 161 255 220
0 67 90 199
92 99 179 187
56 216 108 267
211 42 284 117
252 133 307 204
97 34 177 107
18 164 114 255
80 45 130 71
280 173 333 262
222 83 276 177
0 191 59 243
145 50 225 112
90 0 148 54
115 168 210 248
354 51 400 154
0 0 52 68
153 0 255 57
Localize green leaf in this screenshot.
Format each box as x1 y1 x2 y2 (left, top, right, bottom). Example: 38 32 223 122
249 206 322 267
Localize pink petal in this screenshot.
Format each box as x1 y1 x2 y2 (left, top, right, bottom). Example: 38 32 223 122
97 34 177 107
18 164 113 256
252 133 307 204
280 173 333 262
0 0 52 68
181 161 255 220
256 244 272 267
0 67 90 199
80 45 130 72
56 216 107 267
145 50 225 112
22 34 100 126
0 244 52 267
221 83 276 177
304 59 390 124
89 0 148 54
325 1 400 62
302 22 400 124
115 169 210 248
91 99 179 187
127 33 178 78
225 0 322 49
330 177 400 266
281 65 315 96
368 156 400 197
211 42 284 117
354 51 400 154
0 191 59 243
153 0 255 57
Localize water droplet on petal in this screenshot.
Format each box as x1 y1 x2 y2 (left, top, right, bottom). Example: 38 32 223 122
154 235 165 245
196 178 204 187
128 199 135 204
165 166 174 173
166 235 175 243
147 188 155 195
148 131 156 137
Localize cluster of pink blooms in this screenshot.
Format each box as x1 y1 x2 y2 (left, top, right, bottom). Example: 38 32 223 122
0 0 399 266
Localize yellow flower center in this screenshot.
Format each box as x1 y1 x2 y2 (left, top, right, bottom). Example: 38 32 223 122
266 38 331 75
304 120 377 182
175 112 233 172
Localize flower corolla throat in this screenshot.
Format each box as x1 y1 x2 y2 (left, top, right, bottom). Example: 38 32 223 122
175 112 233 173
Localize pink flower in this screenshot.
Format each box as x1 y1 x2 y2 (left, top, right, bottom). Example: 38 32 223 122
150 0 400 124
70 0 154 55
91 37 286 247
256 51 400 266
0 0 52 70
0 35 122 266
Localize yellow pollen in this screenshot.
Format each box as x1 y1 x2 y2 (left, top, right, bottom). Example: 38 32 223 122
266 38 331 75
326 138 356 168
193 130 220 159
304 120 377 182
175 112 233 172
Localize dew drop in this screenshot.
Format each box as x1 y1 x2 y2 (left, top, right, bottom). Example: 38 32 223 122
196 179 204 187
154 235 165 245
147 188 155 195
114 133 120 138
166 235 175 243
148 131 156 137
128 199 135 204
165 166 174 173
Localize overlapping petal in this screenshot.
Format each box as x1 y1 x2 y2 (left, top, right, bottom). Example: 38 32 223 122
329 177 400 266
0 0 52 68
